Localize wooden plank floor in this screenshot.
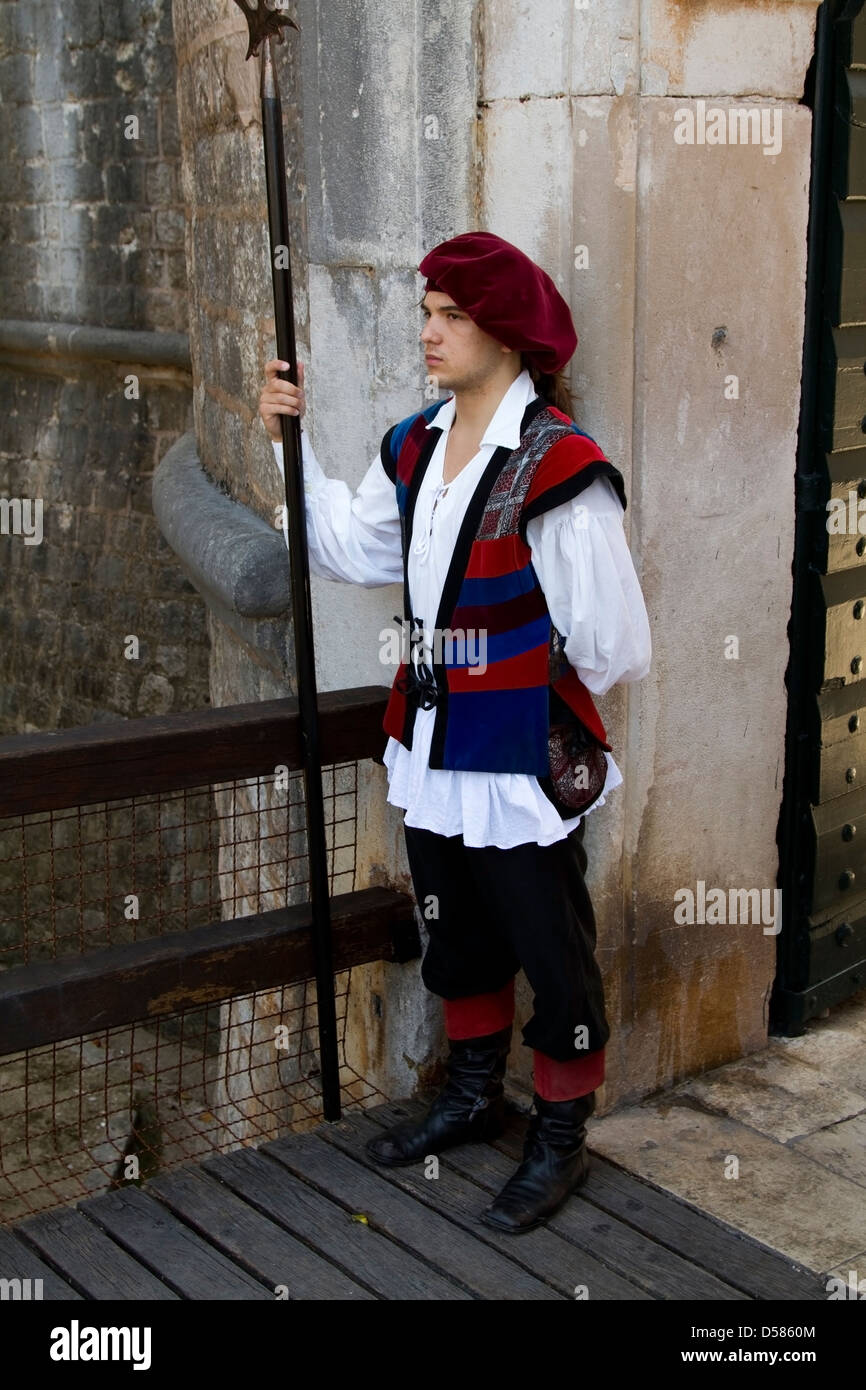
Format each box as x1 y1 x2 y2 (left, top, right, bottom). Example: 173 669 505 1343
4 1097 829 1301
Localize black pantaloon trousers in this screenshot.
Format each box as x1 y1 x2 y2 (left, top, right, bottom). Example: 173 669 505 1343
402 818 611 1061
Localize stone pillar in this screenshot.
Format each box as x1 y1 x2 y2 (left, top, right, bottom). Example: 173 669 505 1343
171 0 311 1138
479 0 819 1106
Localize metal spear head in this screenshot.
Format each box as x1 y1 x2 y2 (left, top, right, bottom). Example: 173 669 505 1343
233 0 298 60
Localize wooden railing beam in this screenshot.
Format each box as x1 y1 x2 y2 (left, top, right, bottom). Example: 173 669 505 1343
0 886 419 1056
0 687 389 816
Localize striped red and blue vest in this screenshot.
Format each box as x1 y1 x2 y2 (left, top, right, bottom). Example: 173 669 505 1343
379 394 627 775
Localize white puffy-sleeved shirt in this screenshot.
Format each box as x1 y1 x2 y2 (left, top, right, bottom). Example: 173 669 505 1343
271 369 651 849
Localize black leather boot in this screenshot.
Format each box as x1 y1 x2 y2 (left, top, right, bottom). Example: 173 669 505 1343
365 1025 512 1166
479 1090 595 1234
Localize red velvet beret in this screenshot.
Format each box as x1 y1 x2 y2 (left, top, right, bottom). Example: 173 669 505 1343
419 231 578 374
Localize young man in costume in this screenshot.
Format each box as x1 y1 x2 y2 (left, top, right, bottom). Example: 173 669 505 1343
259 231 651 1234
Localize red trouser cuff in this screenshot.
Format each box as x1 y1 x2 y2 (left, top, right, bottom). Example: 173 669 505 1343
442 978 515 1039
533 1047 605 1100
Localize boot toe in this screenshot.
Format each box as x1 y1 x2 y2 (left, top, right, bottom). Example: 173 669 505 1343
365 1130 419 1165
479 1198 541 1234
479 1152 590 1231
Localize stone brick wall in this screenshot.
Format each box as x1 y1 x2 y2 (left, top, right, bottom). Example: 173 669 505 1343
0 0 208 733
0 364 199 730
0 0 184 328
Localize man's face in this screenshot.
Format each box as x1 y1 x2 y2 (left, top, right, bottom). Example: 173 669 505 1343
420 291 511 392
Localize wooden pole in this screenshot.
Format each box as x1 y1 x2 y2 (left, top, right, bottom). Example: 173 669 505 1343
231 1 341 1120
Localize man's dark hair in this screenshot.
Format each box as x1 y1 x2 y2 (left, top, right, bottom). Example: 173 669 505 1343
521 353 576 418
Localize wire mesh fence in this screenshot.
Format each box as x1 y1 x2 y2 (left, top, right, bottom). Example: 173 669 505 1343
0 759 392 1225
0 763 358 963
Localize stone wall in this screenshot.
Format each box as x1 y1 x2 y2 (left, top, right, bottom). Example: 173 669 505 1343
0 0 184 328
0 0 206 733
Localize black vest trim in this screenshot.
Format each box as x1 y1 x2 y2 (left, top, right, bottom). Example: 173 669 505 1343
396 423 443 749
380 423 398 484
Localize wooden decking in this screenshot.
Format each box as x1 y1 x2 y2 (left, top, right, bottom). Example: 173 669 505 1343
1 1097 827 1300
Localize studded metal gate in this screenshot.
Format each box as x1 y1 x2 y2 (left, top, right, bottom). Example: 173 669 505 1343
775 0 866 1032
